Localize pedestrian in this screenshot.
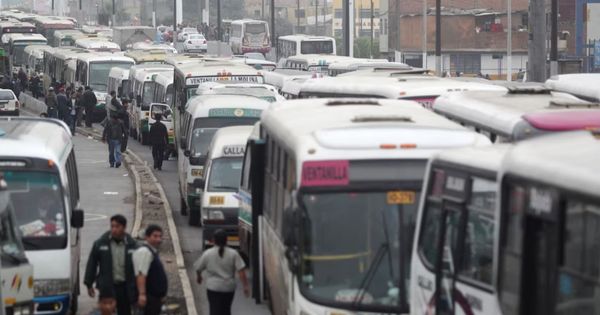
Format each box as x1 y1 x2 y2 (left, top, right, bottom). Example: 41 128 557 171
105 90 114 115
110 91 124 118
102 115 127 168
84 215 138 315
45 87 58 118
120 99 131 152
82 86 98 127
11 74 20 99
75 87 84 126
30 74 40 98
133 225 168 315
18 67 27 91
194 229 250 315
68 91 78 134
56 88 69 122
149 113 169 170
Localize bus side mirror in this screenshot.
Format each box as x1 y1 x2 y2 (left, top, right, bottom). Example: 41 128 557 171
71 209 84 228
184 149 190 157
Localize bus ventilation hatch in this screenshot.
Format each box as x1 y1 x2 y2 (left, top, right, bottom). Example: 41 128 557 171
548 101 600 109
326 100 380 106
352 115 413 123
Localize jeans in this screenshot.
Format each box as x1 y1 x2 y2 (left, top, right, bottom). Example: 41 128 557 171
207 290 235 315
85 105 94 127
108 139 122 166
69 114 77 134
152 145 165 169
114 283 131 315
142 295 162 315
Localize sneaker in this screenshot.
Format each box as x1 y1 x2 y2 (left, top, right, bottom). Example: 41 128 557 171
115 162 121 168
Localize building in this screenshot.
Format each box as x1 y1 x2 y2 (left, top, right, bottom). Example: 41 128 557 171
245 0 333 36
332 0 380 38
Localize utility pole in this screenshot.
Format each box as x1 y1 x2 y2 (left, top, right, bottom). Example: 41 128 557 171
262 0 265 19
550 0 558 76
297 0 300 31
422 0 427 68
151 0 156 28
507 0 512 80
435 0 441 76
112 0 116 26
315 0 318 35
217 0 222 41
528 0 546 82
370 0 374 58
271 0 276 47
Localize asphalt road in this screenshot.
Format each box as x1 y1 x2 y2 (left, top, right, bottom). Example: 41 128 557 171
124 136 270 315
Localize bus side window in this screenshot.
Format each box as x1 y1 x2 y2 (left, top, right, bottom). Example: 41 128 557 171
263 134 272 222
241 143 253 190
417 169 445 269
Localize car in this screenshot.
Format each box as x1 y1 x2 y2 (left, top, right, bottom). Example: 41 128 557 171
243 52 266 60
177 27 199 42
183 33 207 52
0 89 19 116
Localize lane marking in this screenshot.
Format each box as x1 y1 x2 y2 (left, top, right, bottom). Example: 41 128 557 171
84 213 108 222
103 191 119 195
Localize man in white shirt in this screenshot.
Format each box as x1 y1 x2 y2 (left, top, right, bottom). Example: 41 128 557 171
132 225 168 315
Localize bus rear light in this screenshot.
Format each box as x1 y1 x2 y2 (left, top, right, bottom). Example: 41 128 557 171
242 36 249 46
379 144 397 149
47 160 55 168
400 143 417 149
15 101 19 108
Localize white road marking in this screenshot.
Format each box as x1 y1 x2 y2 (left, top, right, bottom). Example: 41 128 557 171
84 213 108 222
103 191 119 195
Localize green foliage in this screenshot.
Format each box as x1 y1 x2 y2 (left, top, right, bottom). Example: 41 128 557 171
334 36 380 58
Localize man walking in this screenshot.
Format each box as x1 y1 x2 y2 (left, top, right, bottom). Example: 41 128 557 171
45 87 58 118
56 88 69 122
102 115 127 168
133 225 168 315
149 114 169 170
82 86 98 127
84 215 138 315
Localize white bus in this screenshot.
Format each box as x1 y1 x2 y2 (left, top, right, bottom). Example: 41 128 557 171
177 95 270 226
281 54 356 73
107 67 130 99
433 87 600 142
411 145 509 315
195 82 284 103
0 117 84 315
248 98 490 314
327 60 410 77
51 29 83 47
1 175 35 315
6 33 47 73
200 125 253 246
229 19 271 55
496 130 600 315
23 44 51 77
74 53 134 102
74 38 120 52
296 75 505 108
277 35 336 61
127 64 173 144
43 47 88 92
545 73 600 102
152 71 174 107
263 69 312 94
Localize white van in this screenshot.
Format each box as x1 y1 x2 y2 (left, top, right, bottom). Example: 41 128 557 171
200 125 253 246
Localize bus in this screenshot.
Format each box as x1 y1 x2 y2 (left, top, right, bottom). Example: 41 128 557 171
231 55 277 71
545 73 600 102
130 42 177 54
0 20 36 38
296 74 505 108
74 53 135 101
0 48 8 76
51 29 83 47
32 16 75 40
411 145 509 315
247 98 490 314
229 19 271 55
42 47 88 92
0 173 35 315
281 54 356 73
262 68 312 96
200 125 253 246
152 71 174 107
74 38 120 52
107 67 130 99
496 130 600 315
128 64 173 144
196 82 284 103
433 86 600 142
178 95 270 226
6 33 47 73
0 117 84 315
276 35 336 61
23 44 51 77
124 49 168 65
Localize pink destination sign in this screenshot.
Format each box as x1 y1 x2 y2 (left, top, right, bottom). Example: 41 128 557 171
301 160 350 187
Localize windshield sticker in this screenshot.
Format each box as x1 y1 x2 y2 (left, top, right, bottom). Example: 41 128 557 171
529 187 553 215
208 108 262 118
223 145 245 156
387 191 416 205
301 160 349 187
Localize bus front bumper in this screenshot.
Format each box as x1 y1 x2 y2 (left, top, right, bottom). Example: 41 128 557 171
5 301 35 315
33 294 70 315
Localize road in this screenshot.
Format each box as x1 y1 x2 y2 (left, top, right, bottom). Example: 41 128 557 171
123 136 270 315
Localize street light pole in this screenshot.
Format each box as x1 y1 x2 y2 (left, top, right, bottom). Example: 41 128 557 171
550 0 558 75
217 0 222 41
435 0 441 76
271 0 275 46
507 0 512 80
422 0 427 69
370 0 374 59
315 0 319 35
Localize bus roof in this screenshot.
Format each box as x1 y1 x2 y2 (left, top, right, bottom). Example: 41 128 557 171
328 60 410 72
278 34 335 41
6 33 46 42
75 38 120 50
298 75 505 99
433 88 599 137
133 66 173 82
261 98 490 161
263 69 312 88
186 94 271 117
76 53 134 64
501 131 600 197
24 44 52 57
175 61 262 78
53 29 83 37
33 16 75 27
153 71 174 86
108 67 130 80
49 46 89 60
285 54 356 65
208 126 254 160
231 19 268 25
130 42 177 53
124 49 167 63
432 144 511 174
0 117 72 163
0 20 35 28
545 73 600 102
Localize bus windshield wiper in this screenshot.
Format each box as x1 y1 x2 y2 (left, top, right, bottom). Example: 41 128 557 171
210 185 238 191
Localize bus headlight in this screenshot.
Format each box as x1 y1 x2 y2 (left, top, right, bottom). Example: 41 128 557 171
13 304 33 315
34 279 70 297
204 209 225 221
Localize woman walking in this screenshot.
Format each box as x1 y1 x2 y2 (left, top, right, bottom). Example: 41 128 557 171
194 230 250 315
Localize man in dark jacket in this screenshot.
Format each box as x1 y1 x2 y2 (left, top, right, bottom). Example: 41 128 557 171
102 115 127 168
148 114 169 170
82 86 98 127
56 88 69 122
84 215 138 315
45 87 58 118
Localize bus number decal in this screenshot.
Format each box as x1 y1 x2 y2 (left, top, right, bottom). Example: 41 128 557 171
529 187 553 215
387 191 416 205
301 160 349 187
446 175 466 192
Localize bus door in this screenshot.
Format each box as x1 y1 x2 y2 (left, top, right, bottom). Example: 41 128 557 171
247 139 265 303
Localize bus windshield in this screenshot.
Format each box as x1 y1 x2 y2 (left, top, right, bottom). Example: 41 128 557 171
60 38 75 46
89 62 133 92
245 23 266 34
142 82 155 108
12 44 34 66
298 188 420 311
2 171 67 251
301 41 334 55
190 117 259 160
0 197 27 266
207 157 243 192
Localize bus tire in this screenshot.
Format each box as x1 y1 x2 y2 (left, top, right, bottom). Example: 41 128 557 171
180 196 188 215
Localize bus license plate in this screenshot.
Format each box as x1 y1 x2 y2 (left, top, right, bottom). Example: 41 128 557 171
209 196 225 205
387 191 416 205
227 236 239 242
